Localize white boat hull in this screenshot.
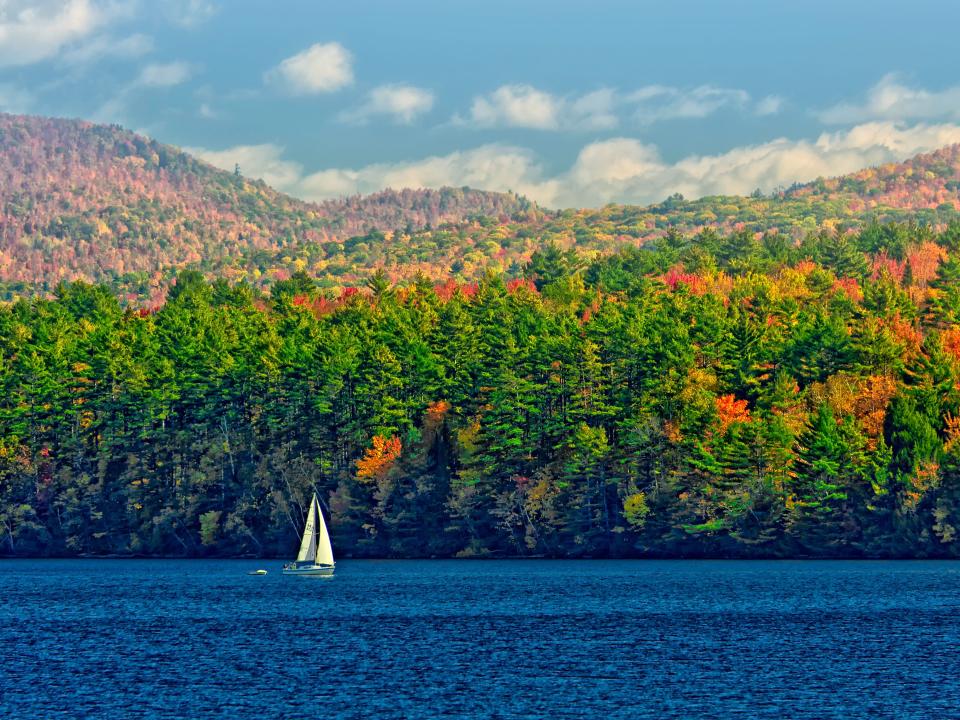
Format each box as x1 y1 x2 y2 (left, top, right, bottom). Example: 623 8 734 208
282 564 335 576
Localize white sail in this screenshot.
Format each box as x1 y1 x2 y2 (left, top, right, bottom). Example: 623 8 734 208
295 495 317 563
315 495 335 566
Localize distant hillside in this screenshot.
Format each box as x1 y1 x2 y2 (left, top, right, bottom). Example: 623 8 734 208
2 113 960 299
640 143 960 234
0 114 537 297
293 144 960 288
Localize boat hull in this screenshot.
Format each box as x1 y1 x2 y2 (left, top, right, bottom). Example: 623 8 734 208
282 564 335 576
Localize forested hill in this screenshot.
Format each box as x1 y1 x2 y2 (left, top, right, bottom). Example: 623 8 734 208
0 114 537 297
6 220 960 558
4 113 960 301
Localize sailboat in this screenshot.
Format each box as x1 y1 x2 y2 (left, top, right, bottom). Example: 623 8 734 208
282 492 335 576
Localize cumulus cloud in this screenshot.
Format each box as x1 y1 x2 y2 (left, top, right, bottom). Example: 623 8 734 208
819 74 960 124
463 85 617 130
340 84 434 125
0 0 133 67
466 84 564 130
190 121 960 209
266 42 353 95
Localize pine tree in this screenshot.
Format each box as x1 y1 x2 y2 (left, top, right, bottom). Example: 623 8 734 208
789 405 855 554
925 255 960 327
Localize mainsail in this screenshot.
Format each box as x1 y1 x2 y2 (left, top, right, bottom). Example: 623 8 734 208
295 495 318 563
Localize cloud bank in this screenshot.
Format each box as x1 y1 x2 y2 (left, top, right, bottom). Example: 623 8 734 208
192 121 960 210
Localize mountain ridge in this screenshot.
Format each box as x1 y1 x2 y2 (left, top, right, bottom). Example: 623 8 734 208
2 113 960 298
0 113 538 297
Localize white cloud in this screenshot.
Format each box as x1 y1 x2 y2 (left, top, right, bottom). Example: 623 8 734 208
63 32 152 64
464 84 622 131
266 42 353 95
164 0 218 28
755 95 783 116
819 75 960 124
0 83 34 113
341 84 434 125
136 61 192 87
0 0 133 67
189 121 960 209
467 84 563 130
463 85 618 131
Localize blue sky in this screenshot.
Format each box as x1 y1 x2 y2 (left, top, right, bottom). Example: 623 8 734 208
3 0 960 207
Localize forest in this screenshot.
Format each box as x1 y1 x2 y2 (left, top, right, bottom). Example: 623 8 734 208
5 220 960 558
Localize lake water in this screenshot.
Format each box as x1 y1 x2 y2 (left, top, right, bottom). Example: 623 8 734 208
2 560 959 719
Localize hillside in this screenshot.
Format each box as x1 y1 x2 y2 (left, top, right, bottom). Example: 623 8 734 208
2 114 960 300
8 119 960 559
230 144 960 293
0 114 537 298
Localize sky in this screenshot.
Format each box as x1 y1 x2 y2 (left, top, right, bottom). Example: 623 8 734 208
3 0 960 208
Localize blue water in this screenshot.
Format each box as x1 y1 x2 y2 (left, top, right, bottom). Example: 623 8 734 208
2 560 959 719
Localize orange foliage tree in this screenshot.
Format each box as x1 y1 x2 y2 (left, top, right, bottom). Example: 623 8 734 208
356 435 402 481
715 394 750 433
